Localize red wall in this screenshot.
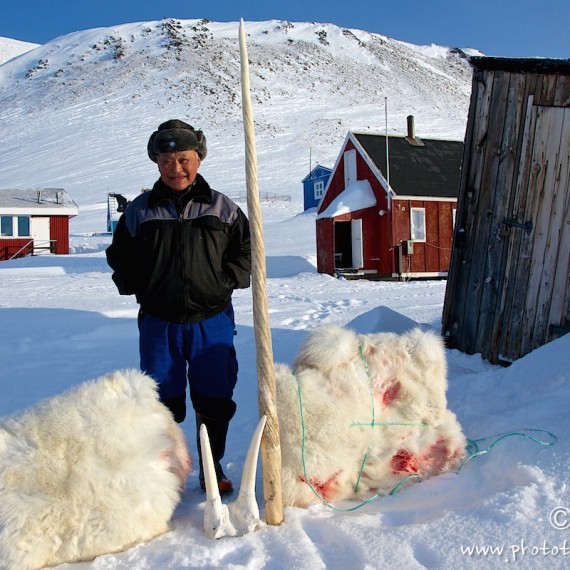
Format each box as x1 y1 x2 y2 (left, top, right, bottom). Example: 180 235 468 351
392 199 455 274
50 216 71 254
316 218 334 274
0 238 32 261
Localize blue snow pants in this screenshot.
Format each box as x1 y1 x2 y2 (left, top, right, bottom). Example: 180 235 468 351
139 305 238 423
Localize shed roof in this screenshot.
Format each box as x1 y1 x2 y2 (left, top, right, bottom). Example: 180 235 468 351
0 188 79 216
468 56 570 74
352 132 463 199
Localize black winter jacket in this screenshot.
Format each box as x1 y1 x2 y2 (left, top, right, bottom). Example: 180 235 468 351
106 174 251 323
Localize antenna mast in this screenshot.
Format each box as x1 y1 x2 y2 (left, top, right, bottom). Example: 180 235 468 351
385 96 390 194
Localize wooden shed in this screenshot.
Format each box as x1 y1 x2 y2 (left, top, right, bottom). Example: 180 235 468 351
442 57 570 364
316 117 463 278
0 188 79 261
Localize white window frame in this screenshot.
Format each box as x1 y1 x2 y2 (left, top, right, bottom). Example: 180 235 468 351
410 207 426 242
314 180 325 200
0 215 31 238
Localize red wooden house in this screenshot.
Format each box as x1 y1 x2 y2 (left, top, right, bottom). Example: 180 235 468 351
0 188 79 261
316 117 463 279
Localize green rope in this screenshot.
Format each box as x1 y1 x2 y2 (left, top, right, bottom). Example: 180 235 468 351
351 421 428 428
456 429 558 473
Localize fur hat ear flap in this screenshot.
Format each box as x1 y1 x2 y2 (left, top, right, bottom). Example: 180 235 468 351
147 119 208 162
294 326 359 372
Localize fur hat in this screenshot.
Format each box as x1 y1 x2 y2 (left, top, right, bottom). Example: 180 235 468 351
147 119 207 162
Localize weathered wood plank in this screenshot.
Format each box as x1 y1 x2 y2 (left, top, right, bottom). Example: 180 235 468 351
542 109 570 343
520 106 564 354
495 91 539 360
460 69 512 354
546 127 570 340
442 72 481 336
553 75 570 107
503 104 545 360
443 69 494 347
476 71 527 360
536 73 559 106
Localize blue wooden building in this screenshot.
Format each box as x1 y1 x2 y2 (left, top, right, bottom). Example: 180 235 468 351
302 165 332 211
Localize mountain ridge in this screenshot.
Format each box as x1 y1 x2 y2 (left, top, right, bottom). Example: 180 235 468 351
0 18 473 232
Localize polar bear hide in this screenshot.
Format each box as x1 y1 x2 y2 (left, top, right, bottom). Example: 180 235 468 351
277 326 466 507
0 369 191 570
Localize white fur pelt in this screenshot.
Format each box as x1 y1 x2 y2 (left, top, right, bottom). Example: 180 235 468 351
276 326 466 507
0 369 191 570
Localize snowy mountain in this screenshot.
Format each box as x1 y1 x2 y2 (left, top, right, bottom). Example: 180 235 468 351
0 18 473 232
0 36 39 64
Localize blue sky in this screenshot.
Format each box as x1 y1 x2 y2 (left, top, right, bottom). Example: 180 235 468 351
1 0 568 58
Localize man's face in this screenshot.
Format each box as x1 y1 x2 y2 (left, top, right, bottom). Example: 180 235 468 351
157 150 201 191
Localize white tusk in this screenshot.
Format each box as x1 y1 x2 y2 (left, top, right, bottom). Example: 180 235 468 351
200 424 235 539
200 417 267 539
227 415 267 533
199 424 219 501
238 415 267 501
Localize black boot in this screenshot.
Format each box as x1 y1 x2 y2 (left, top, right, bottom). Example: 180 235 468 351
196 413 233 496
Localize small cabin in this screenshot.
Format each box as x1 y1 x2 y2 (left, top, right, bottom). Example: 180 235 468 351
302 165 332 210
316 117 463 278
0 188 79 261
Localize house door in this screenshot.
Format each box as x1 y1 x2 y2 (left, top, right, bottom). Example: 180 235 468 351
351 218 364 269
495 104 570 360
344 149 357 188
334 221 352 268
334 219 364 269
32 216 51 255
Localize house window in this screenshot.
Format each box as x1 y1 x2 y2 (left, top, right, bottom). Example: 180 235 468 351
1 216 13 236
0 215 31 237
17 216 31 236
410 208 426 241
314 180 325 200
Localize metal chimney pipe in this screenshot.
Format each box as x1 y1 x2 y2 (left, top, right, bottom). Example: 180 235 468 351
407 115 415 140
37 190 42 203
405 115 424 147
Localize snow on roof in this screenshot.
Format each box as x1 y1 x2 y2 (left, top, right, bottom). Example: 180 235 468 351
316 179 376 219
0 188 79 216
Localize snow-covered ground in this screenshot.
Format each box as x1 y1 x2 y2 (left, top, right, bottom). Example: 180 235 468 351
2 202 570 569
1 19 569 570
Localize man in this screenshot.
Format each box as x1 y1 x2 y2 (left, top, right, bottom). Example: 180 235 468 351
106 119 251 495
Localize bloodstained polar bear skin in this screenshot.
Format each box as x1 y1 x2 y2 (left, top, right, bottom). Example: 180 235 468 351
276 326 466 507
0 369 191 570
